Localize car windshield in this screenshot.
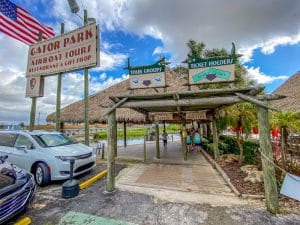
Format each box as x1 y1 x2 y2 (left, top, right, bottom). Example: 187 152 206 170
31 133 78 147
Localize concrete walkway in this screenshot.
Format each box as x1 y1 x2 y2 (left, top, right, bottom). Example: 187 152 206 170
115 140 250 206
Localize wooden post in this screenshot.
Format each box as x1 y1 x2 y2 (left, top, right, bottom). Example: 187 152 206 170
257 105 279 214
106 109 116 192
212 115 219 159
56 23 64 132
155 123 160 159
163 120 166 130
143 136 146 162
124 121 127 148
29 97 37 132
181 119 187 160
83 9 90 146
29 32 42 131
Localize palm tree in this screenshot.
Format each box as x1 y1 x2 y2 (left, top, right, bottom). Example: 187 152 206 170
271 111 300 167
224 102 257 164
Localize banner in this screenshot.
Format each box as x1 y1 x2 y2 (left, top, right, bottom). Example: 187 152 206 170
26 23 99 77
151 113 173 121
25 76 44 97
188 56 235 85
186 111 207 120
128 58 166 89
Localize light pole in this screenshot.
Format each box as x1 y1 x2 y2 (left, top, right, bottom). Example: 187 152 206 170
67 1 94 146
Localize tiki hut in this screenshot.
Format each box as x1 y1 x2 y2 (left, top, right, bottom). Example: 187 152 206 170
46 68 194 124
271 71 300 112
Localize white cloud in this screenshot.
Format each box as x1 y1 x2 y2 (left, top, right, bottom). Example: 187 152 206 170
239 33 300 63
91 51 127 71
246 67 288 84
100 73 107 80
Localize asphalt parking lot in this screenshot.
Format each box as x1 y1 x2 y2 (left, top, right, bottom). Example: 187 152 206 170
6 162 300 225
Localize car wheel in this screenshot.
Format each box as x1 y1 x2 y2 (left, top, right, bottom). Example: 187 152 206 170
35 163 50 186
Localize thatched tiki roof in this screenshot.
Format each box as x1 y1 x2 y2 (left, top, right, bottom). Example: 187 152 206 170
272 72 300 112
46 68 192 124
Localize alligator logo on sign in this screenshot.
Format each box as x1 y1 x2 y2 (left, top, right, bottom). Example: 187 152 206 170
30 78 37 90
192 68 231 83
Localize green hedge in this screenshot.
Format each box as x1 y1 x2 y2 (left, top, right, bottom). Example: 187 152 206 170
202 135 259 164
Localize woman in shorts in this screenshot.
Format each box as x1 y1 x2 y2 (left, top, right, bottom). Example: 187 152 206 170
193 130 201 151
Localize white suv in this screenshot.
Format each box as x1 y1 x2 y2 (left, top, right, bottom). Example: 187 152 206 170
0 130 96 186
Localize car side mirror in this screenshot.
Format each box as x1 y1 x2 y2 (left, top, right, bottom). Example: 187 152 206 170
16 146 28 153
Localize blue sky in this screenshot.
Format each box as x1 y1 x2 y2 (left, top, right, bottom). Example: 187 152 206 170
0 0 299 124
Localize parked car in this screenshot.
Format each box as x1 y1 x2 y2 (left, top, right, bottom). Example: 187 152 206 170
0 131 96 186
0 155 36 224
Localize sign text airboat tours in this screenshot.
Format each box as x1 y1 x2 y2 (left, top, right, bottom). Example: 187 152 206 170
26 23 99 77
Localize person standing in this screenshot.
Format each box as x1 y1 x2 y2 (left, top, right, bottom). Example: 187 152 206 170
193 129 201 151
162 130 169 148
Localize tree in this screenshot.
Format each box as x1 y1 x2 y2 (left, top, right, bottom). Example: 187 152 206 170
271 111 300 167
220 102 257 164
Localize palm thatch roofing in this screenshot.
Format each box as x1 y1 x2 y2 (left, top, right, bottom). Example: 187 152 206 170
46 68 195 124
271 72 300 112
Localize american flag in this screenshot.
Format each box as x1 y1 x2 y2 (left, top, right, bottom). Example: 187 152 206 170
0 0 55 45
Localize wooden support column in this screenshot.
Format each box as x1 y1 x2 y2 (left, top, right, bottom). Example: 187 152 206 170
29 32 42 132
257 105 279 214
181 119 187 161
163 120 166 130
55 23 64 132
106 109 116 192
123 121 127 148
143 136 146 162
155 123 160 159
212 115 219 159
83 10 90 146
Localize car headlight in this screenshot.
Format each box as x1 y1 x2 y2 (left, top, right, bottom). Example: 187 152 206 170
55 156 70 161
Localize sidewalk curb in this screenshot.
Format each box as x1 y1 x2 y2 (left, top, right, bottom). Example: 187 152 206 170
200 149 241 197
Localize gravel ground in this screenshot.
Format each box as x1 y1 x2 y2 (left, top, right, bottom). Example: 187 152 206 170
7 164 300 225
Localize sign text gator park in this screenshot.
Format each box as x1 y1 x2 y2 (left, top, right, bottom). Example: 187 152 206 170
128 58 166 89
26 23 99 77
188 56 235 85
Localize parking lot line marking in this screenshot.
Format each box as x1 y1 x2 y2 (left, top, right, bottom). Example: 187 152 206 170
79 170 108 190
59 211 135 225
14 217 31 225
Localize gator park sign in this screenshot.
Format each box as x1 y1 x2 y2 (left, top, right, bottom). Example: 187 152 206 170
127 58 166 89
188 56 235 85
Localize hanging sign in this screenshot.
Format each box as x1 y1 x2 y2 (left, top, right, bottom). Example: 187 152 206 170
127 58 166 89
188 56 235 85
280 173 300 201
151 112 173 121
25 76 45 97
26 23 100 77
185 111 207 120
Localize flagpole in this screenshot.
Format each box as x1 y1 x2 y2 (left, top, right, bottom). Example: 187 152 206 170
29 32 42 131
56 23 65 132
83 9 90 146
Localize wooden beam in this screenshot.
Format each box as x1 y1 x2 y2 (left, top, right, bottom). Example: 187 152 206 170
257 94 286 101
103 97 128 116
109 96 120 103
257 105 279 214
117 87 255 100
235 93 280 111
120 96 243 109
106 109 116 192
248 86 265 95
154 88 160 93
155 123 160 159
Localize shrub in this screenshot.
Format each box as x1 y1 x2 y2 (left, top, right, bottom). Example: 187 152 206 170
217 135 259 164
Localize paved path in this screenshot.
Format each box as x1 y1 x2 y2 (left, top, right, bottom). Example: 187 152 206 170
114 140 250 206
